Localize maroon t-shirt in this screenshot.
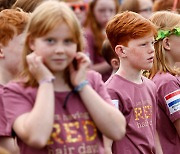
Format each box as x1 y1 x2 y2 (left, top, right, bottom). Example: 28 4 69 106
0 84 10 136
3 70 112 154
152 72 180 154
106 74 157 154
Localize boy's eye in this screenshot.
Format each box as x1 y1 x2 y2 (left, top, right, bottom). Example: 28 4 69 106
141 43 147 46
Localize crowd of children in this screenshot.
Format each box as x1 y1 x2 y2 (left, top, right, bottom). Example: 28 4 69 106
0 0 180 154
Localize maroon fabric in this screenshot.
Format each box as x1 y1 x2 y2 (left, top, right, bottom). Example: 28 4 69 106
106 74 157 154
2 70 112 154
152 72 180 154
0 84 10 136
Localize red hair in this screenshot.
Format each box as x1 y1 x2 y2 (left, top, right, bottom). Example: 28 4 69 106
0 9 29 46
106 11 157 50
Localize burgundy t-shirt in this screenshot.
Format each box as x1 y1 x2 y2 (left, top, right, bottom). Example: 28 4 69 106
152 72 180 154
0 84 10 136
3 70 112 154
106 74 157 154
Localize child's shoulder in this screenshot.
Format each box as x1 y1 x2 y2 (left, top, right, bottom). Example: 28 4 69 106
86 70 104 85
142 76 157 89
4 81 37 94
105 74 127 89
153 72 179 84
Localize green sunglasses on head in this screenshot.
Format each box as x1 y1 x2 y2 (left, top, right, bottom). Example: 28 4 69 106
155 27 180 41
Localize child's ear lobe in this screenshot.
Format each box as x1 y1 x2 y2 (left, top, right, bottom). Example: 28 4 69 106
162 37 170 50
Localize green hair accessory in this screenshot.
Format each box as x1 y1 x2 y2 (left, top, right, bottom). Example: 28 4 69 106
155 27 180 41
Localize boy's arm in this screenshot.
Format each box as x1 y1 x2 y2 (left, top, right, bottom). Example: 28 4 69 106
155 130 163 154
103 135 113 154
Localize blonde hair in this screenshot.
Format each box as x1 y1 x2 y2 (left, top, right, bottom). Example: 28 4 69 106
11 0 47 12
21 1 84 87
149 11 180 79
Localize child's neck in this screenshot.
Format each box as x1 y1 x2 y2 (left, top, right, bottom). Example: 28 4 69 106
53 73 71 92
116 67 143 84
0 67 14 85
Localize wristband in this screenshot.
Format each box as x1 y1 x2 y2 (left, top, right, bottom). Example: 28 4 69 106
39 77 55 84
74 80 89 92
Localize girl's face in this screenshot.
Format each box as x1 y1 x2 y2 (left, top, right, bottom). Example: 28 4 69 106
29 22 77 73
168 35 180 63
138 0 153 19
94 0 116 28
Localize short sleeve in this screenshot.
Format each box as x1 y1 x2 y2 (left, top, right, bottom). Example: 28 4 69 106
159 80 180 122
2 83 35 133
0 98 9 136
87 71 112 105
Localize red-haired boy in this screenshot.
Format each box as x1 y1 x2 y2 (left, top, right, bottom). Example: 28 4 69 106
104 11 162 154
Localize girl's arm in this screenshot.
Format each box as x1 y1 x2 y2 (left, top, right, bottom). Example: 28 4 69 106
70 52 126 140
78 84 126 140
13 53 55 148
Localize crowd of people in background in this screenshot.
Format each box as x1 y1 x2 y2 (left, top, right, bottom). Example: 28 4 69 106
0 0 180 154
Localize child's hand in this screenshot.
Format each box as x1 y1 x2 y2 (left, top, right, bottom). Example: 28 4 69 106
26 52 55 83
69 52 91 87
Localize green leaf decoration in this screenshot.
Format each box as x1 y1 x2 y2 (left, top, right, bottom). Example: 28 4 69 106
173 28 180 36
155 30 170 41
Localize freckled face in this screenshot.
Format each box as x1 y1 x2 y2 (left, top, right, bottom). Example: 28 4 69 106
125 34 155 71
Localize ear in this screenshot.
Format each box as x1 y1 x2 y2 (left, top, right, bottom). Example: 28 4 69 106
0 44 5 58
162 37 170 50
115 45 126 58
28 37 35 51
111 58 120 70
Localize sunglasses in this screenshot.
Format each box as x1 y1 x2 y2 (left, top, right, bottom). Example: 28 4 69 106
69 3 88 12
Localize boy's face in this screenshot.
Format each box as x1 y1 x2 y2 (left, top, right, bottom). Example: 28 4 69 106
124 34 155 71
1 33 25 75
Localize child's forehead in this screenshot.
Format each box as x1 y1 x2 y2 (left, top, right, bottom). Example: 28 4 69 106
128 34 155 44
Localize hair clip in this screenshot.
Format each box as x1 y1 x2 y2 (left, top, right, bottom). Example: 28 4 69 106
172 27 180 36
155 30 170 41
155 27 180 41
